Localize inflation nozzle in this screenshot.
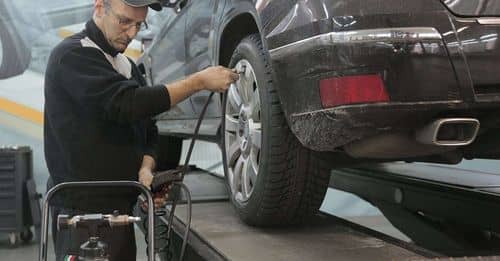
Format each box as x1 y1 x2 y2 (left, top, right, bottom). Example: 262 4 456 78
234 65 246 74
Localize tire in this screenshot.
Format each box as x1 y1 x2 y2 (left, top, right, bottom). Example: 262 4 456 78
156 135 183 171
0 9 31 79
8 232 18 247
221 34 331 226
20 227 33 243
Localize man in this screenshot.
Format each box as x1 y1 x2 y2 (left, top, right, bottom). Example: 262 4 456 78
44 0 238 260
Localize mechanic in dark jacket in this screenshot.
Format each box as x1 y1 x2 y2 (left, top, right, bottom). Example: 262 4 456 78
44 0 238 260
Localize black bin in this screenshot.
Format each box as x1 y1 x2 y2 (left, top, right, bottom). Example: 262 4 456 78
0 146 38 246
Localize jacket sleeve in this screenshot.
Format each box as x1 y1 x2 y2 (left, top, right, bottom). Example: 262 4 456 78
56 46 170 123
143 118 159 162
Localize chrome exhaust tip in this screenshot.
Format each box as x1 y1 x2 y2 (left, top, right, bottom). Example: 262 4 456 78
416 118 480 146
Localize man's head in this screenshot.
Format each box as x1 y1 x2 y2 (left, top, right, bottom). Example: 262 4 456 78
93 0 160 52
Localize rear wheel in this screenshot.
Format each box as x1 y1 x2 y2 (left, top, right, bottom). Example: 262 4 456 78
222 34 331 226
0 34 3 67
0 9 31 79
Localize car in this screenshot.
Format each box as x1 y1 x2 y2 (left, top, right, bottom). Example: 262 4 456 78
139 0 500 227
0 0 93 79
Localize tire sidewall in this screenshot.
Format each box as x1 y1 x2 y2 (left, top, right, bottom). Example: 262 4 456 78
222 35 274 221
0 17 9 75
0 11 31 79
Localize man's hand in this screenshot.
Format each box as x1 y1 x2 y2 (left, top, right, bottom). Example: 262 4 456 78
194 66 239 93
138 167 154 189
139 164 169 209
138 155 169 209
165 65 239 107
139 155 155 188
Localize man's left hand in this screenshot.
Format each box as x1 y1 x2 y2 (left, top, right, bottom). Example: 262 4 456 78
139 167 172 209
139 167 154 189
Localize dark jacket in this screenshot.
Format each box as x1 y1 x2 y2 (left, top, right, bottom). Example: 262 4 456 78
44 20 170 211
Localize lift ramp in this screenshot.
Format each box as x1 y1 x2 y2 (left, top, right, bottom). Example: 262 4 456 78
155 167 443 261
330 163 500 257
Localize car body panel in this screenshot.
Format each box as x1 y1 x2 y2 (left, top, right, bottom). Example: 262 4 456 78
440 0 500 17
184 0 225 118
446 17 500 101
147 6 196 120
142 0 500 158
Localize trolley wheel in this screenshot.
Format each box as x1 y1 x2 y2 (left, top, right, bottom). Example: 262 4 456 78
20 227 33 242
8 232 18 247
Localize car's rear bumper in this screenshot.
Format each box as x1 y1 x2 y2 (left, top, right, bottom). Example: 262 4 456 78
267 12 500 152
290 100 500 151
267 11 461 118
269 25 465 151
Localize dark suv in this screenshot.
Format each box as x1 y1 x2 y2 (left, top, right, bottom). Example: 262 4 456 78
140 0 500 226
0 0 92 78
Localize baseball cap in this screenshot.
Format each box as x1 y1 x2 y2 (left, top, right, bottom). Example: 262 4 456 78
121 0 162 11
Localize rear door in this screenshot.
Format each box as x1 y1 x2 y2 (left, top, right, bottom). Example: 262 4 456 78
183 0 223 118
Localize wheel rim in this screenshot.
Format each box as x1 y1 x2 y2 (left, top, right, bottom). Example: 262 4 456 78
225 59 262 203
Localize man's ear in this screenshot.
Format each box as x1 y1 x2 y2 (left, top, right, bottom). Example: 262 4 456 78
95 0 105 18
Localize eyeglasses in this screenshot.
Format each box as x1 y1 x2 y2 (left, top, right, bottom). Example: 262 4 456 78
108 7 149 32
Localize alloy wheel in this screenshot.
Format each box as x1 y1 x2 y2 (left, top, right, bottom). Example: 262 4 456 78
224 59 262 203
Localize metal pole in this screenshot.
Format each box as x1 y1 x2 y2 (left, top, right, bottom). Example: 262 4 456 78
39 181 155 261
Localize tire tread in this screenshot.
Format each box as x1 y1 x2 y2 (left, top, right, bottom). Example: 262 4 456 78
225 34 331 226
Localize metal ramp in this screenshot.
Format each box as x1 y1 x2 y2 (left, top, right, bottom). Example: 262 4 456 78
158 168 440 261
330 163 500 257
168 201 427 261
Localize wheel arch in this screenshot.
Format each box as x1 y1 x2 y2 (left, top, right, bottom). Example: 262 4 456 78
218 12 261 67
216 9 295 134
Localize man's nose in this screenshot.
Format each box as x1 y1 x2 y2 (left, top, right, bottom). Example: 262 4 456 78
125 26 138 40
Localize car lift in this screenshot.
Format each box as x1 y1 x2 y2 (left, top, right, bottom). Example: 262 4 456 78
148 162 500 260
331 163 500 257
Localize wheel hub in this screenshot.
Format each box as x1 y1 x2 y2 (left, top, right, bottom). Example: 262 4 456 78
224 59 262 203
238 107 251 155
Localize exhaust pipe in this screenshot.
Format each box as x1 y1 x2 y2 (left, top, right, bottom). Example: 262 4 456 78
416 118 480 146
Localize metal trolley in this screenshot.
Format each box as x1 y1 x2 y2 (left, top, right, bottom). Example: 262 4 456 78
39 181 156 261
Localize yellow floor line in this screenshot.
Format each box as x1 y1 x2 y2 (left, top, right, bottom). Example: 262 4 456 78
0 97 43 125
0 110 43 140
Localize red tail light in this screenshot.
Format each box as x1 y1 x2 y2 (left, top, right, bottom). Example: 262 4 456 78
319 74 389 108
